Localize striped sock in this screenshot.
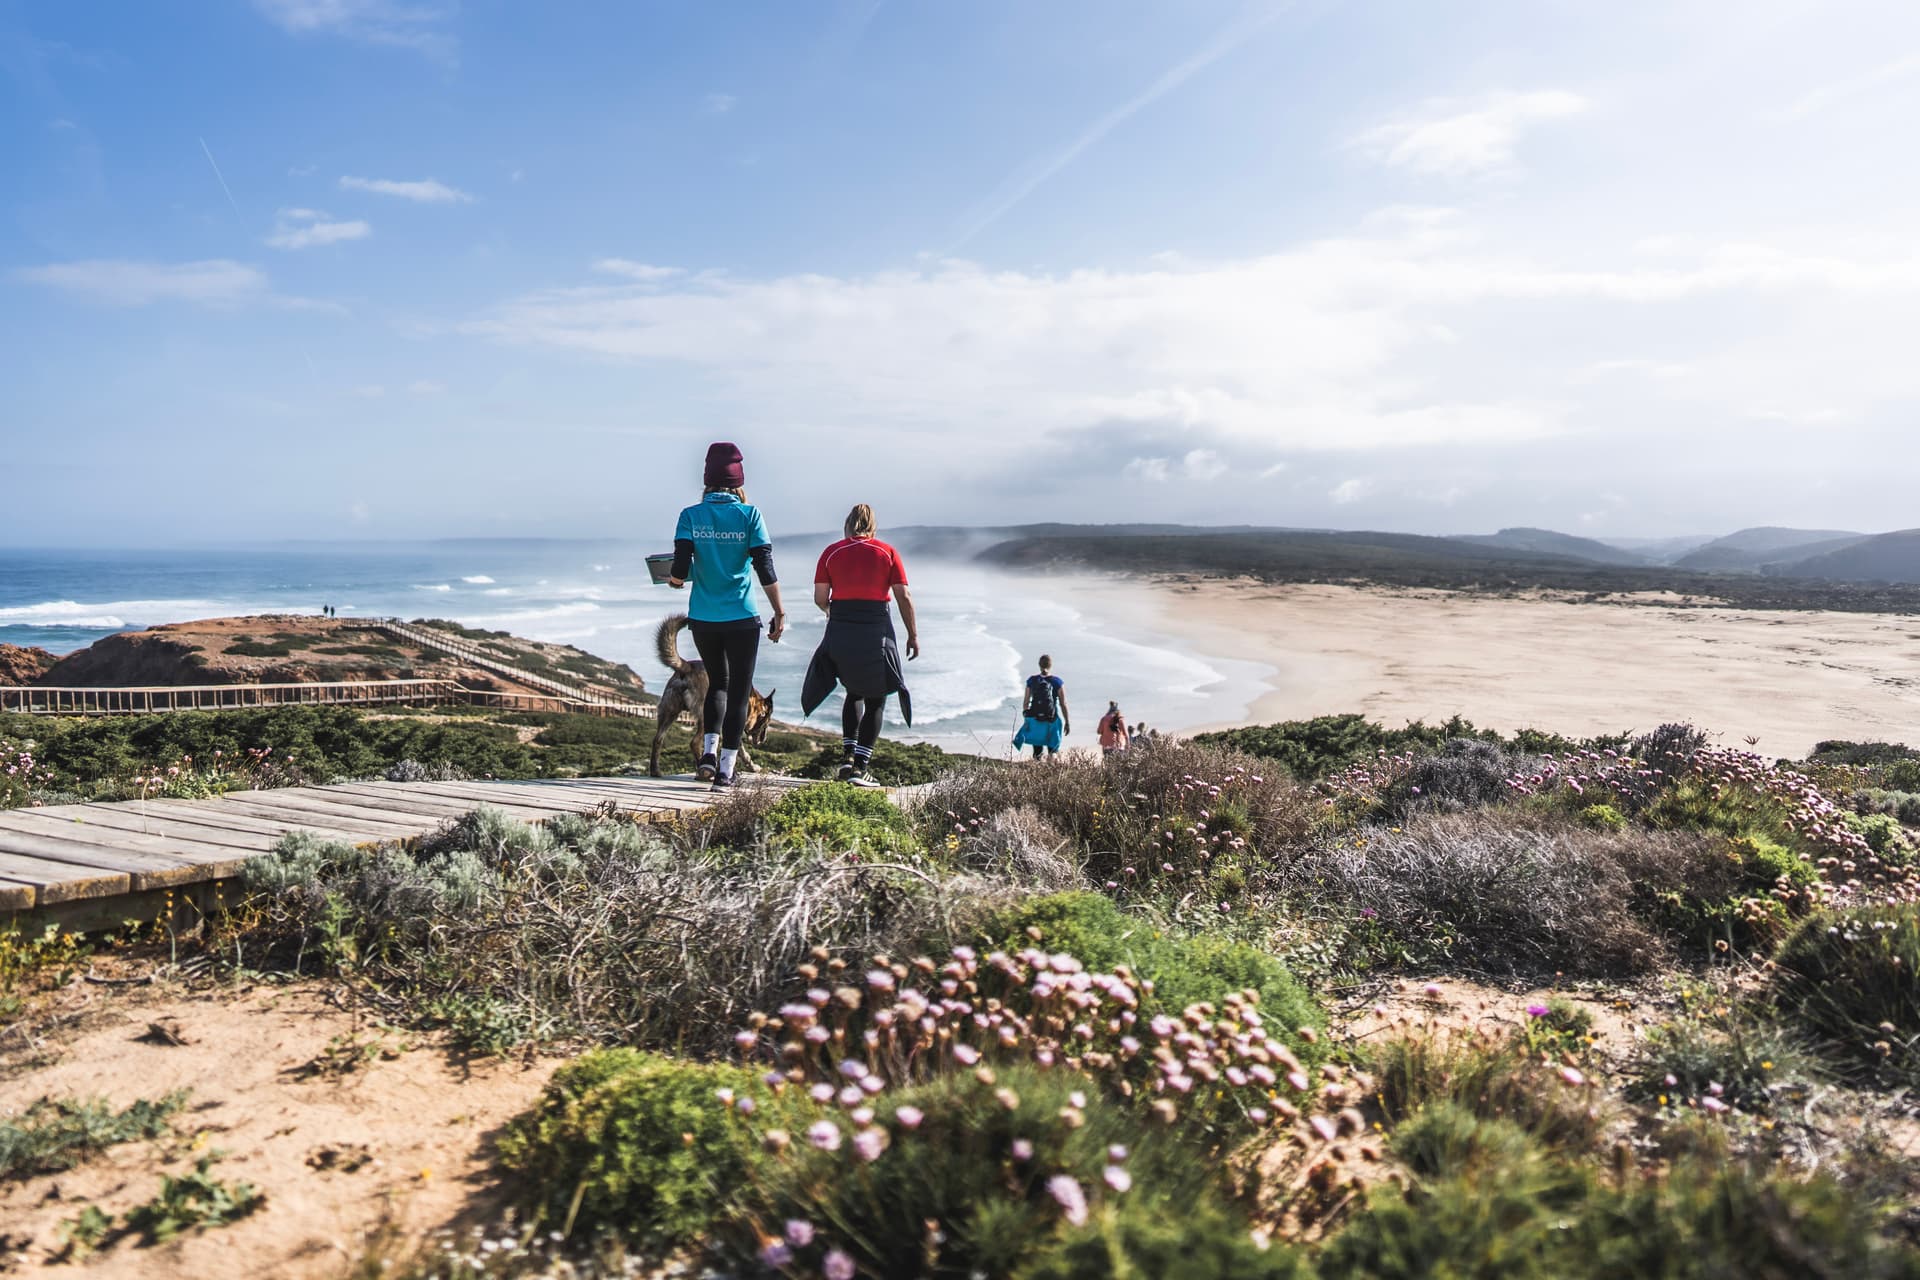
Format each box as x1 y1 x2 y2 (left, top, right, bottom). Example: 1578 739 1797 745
853 744 874 766
842 738 858 760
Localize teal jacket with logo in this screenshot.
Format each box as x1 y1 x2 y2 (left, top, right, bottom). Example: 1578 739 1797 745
672 492 772 623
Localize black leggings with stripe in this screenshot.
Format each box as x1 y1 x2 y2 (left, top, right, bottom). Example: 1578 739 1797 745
688 618 761 750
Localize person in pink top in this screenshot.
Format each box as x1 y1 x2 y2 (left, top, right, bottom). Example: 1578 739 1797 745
801 504 920 786
1098 701 1130 756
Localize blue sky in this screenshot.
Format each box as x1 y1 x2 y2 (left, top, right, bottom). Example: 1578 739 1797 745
6 1 1920 545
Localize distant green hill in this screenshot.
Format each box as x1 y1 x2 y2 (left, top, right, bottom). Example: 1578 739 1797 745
1451 527 1652 567
1763 529 1920 584
1676 526 1866 572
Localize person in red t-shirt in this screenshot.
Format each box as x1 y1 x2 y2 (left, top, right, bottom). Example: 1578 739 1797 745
800 504 920 786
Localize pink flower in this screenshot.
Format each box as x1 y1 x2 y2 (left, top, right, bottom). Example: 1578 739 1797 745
952 1043 980 1066
852 1127 889 1163
1047 1175 1089 1226
1558 1066 1585 1087
824 1248 857 1280
1525 1004 1550 1018
894 1105 924 1130
1011 1138 1034 1162
1103 1165 1133 1193
785 1219 815 1248
807 1120 842 1151
1700 1095 1730 1114
1423 984 1444 999
759 1240 793 1268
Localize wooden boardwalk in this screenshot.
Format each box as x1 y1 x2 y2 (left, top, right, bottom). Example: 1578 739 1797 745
0 773 802 918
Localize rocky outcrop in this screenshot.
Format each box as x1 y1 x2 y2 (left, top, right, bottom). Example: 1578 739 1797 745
37 631 215 687
0 644 58 686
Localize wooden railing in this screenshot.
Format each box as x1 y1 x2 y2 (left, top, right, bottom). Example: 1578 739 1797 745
372 619 655 717
0 679 666 721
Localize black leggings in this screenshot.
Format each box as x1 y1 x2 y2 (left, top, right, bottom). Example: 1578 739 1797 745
842 695 887 749
688 619 761 750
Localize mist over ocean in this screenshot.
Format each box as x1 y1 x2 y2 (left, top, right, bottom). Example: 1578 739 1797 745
0 543 1265 753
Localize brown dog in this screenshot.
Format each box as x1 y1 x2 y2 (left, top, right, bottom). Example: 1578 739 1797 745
648 614 775 777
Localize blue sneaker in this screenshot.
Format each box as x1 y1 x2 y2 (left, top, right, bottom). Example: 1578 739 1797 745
710 769 735 792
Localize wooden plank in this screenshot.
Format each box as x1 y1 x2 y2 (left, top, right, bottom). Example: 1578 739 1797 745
258 788 510 823
183 797 426 842
0 817 243 890
0 877 37 911
37 806 280 854
147 799 411 844
365 781 634 814
297 784 534 818
0 849 129 904
81 802 319 846
212 788 483 827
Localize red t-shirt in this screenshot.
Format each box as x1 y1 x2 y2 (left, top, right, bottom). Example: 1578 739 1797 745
815 537 908 602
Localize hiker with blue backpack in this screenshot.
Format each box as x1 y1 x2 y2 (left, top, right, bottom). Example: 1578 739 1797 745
1013 654 1070 760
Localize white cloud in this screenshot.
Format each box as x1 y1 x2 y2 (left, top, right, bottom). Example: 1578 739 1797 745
339 175 473 203
702 92 737 114
1778 53 1920 120
267 207 372 250
592 259 683 282
14 259 271 307
1123 457 1171 483
1354 90 1588 178
252 0 455 60
1329 477 1374 504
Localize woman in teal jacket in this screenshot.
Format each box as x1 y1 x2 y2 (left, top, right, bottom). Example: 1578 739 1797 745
668 442 787 787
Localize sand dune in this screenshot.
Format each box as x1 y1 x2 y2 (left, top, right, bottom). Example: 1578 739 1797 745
1113 579 1920 757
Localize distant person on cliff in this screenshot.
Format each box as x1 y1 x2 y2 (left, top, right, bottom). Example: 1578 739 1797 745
801 503 918 787
667 442 787 789
1098 701 1130 756
1013 654 1069 759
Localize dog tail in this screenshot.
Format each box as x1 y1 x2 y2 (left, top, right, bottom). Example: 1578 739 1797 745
655 613 695 676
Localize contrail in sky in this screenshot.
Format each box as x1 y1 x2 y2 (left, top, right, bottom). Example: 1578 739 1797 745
948 3 1290 252
198 136 244 222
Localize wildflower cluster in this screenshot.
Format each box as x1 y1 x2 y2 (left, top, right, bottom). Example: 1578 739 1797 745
1316 750 1418 823
1500 745 1661 807
127 748 306 801
2 741 58 809
720 943 1370 1273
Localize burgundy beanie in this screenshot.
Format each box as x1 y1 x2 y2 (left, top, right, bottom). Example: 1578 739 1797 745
703 441 745 488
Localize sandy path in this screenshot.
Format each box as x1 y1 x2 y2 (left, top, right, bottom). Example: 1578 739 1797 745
1110 580 1920 757
0 982 559 1277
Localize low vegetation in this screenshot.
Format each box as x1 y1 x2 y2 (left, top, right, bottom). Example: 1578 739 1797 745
10 710 1920 1275
0 1092 189 1180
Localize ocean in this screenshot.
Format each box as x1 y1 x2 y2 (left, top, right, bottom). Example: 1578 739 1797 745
0 543 1269 755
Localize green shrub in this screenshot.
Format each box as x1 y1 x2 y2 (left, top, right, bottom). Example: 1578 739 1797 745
1773 905 1920 1085
1367 1025 1604 1156
1390 1101 1544 1180
988 893 1325 1059
123 1155 265 1244
1579 802 1627 831
731 1066 1255 1279
793 737 951 785
498 1049 766 1248
762 782 922 854
1320 1152 1920 1280
1015 1202 1311 1279
1194 713 1603 783
1628 1007 1819 1115
1846 812 1915 863
0 1092 189 1180
1634 833 1815 954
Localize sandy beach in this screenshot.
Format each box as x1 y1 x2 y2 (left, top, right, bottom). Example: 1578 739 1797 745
1091 578 1920 759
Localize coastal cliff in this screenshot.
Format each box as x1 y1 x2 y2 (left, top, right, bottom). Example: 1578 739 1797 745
24 616 648 699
